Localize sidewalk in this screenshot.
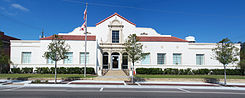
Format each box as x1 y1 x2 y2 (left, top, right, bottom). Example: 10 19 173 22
1 79 245 88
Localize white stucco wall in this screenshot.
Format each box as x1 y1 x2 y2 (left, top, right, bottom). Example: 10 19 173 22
10 40 97 70
10 13 241 75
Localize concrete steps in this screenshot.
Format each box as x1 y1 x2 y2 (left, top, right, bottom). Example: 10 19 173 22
94 70 129 81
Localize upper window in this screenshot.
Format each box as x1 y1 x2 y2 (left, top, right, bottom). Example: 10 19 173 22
196 54 204 65
141 53 150 64
157 53 166 64
22 52 31 64
112 30 119 43
80 52 89 64
173 53 181 65
64 52 73 64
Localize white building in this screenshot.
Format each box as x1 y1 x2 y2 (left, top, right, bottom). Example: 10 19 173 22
10 13 240 76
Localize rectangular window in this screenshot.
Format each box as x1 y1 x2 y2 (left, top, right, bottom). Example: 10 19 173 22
80 52 89 64
64 52 73 64
21 52 31 64
196 54 204 65
173 53 181 65
141 53 150 64
157 53 166 64
112 30 119 43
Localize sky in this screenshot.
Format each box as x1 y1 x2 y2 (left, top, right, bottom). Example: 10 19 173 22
0 0 245 43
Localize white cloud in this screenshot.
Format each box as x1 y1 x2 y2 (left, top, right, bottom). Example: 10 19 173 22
11 3 29 12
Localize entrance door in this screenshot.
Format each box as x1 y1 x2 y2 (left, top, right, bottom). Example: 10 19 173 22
111 55 119 69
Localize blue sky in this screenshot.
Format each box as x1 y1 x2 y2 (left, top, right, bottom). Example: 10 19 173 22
0 0 245 43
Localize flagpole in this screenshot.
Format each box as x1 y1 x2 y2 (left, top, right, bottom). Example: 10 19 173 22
84 3 88 77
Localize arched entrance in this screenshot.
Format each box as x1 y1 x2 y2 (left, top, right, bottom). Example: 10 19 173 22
111 52 120 69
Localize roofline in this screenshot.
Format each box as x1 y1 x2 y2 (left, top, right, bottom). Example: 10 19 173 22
96 13 136 26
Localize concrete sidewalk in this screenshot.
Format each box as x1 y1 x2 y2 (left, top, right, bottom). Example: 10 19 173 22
2 79 245 88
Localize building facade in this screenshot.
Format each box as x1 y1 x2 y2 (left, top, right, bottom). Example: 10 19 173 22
10 13 240 76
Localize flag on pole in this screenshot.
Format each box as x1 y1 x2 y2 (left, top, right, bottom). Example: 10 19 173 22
80 8 87 31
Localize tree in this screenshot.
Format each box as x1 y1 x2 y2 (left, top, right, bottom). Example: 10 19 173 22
212 38 239 85
43 35 70 83
124 34 149 83
239 42 245 75
0 34 11 73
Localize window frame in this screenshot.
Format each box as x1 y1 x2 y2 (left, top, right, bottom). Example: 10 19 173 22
21 52 31 64
64 52 73 64
157 53 166 65
196 54 205 65
80 52 89 64
173 53 181 65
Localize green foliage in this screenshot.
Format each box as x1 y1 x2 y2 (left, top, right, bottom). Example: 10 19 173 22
11 68 21 73
136 68 243 75
36 67 51 74
212 38 239 66
163 68 179 75
21 67 33 73
43 34 70 62
136 68 163 74
239 42 245 74
124 34 149 65
34 67 94 74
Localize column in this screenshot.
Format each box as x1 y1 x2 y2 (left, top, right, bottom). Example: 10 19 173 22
108 52 111 70
119 52 122 70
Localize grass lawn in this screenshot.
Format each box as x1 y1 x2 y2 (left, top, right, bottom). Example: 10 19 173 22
136 75 245 79
0 74 96 79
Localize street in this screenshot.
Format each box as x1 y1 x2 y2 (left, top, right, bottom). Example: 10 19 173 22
0 87 245 98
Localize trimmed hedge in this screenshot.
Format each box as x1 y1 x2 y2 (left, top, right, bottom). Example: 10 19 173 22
11 68 21 73
136 68 244 75
34 67 95 74
136 68 163 74
21 67 33 73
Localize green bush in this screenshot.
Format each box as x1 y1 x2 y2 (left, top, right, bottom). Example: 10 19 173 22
192 69 210 75
136 68 163 74
35 67 51 74
21 67 33 73
11 68 21 73
66 67 82 74
163 68 179 75
84 67 95 74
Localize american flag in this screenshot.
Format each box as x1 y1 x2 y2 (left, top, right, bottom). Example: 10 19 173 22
80 8 87 31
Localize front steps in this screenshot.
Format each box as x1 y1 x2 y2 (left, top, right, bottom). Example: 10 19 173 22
94 70 130 81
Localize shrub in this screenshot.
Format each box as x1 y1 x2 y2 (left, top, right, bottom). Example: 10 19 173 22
21 67 33 73
11 68 21 73
192 69 210 75
163 68 179 75
136 68 163 74
35 67 51 74
66 67 82 74
84 67 95 74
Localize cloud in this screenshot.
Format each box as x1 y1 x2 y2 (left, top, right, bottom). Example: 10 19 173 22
11 3 29 12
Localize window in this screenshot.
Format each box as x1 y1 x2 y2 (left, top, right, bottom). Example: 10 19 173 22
80 52 89 64
112 30 119 43
173 53 181 65
141 53 150 64
196 54 204 65
22 52 31 64
157 53 166 64
64 52 73 64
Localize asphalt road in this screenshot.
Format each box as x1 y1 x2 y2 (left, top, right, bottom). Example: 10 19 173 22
0 87 245 98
